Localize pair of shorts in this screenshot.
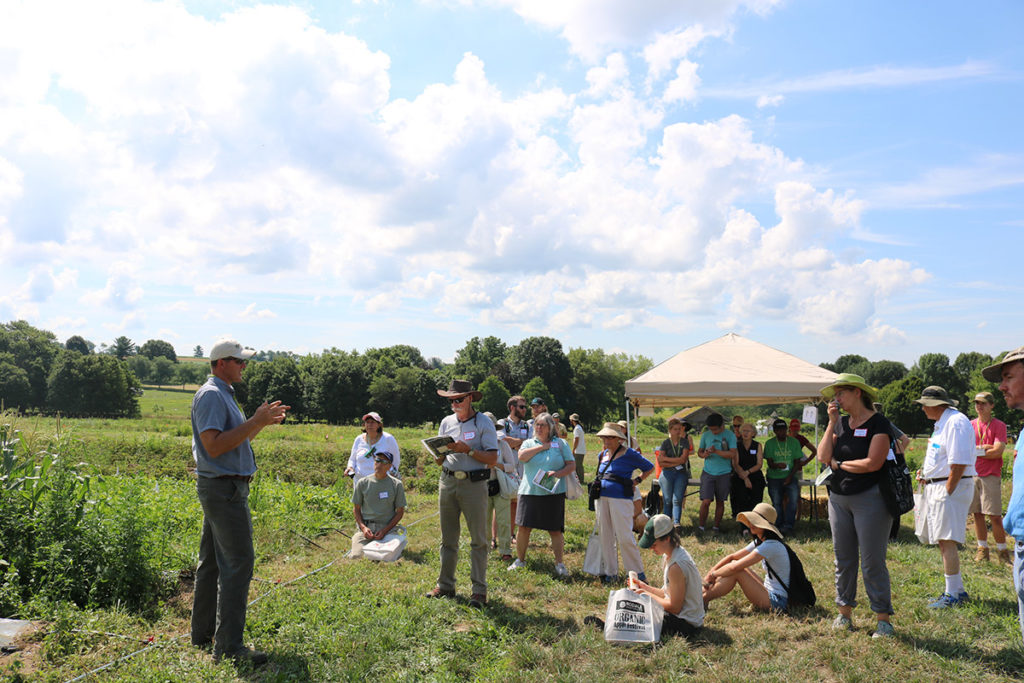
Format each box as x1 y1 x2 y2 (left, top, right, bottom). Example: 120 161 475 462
699 472 731 501
915 478 973 545
969 475 1003 515
515 493 566 531
768 591 789 612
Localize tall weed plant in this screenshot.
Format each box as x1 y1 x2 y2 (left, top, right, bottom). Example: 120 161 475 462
0 415 173 617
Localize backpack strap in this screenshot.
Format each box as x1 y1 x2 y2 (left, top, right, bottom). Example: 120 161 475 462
760 542 792 596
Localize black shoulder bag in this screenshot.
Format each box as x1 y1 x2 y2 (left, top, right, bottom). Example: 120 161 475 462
878 420 915 517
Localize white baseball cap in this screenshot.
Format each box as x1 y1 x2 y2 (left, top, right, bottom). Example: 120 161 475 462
209 339 256 362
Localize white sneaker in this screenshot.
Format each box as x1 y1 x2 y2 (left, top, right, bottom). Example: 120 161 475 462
554 563 569 577
508 558 526 571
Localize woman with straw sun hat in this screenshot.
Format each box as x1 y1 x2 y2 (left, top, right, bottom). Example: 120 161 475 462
593 421 655 584
701 502 792 613
816 373 895 638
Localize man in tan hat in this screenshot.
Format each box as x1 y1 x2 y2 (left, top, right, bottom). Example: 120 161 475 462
426 380 498 608
981 346 1024 645
969 391 1010 564
914 385 977 608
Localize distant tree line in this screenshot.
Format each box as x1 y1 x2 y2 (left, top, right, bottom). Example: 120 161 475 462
0 322 653 426
818 352 1019 436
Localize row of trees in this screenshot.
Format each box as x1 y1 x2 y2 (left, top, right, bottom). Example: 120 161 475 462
2 318 1016 431
820 352 1018 435
237 337 653 427
0 321 140 417
0 322 653 425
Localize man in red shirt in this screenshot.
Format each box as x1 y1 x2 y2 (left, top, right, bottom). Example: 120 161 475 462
969 391 1009 564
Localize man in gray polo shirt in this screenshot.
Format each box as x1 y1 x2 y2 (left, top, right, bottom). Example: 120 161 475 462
190 339 289 666
426 380 498 607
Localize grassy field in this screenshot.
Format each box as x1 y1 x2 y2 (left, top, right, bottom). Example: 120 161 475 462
2 392 1022 682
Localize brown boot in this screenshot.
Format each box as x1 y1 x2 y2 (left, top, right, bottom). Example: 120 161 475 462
998 547 1012 565
975 546 990 562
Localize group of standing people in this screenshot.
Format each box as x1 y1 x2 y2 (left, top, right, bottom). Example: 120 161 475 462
187 338 1024 665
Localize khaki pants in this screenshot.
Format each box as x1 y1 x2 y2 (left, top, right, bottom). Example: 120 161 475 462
437 474 489 595
598 495 645 577
350 519 389 558
488 489 512 556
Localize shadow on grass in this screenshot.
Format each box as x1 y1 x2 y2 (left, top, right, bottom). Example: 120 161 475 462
396 548 431 564
904 636 1024 679
971 596 1019 618
234 652 311 681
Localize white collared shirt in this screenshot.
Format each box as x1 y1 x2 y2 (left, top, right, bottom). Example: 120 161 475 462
922 407 977 479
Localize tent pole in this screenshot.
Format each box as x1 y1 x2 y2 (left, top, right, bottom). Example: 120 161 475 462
626 400 632 446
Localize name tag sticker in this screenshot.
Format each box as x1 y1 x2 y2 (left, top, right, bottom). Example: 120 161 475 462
463 431 476 440
379 491 389 499
853 428 867 437
521 428 528 437
750 448 758 454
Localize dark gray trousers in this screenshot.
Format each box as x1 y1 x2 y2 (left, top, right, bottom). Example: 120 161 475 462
191 477 255 656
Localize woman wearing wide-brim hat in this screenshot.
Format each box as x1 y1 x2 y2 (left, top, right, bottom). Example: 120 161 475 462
593 422 655 584
816 373 895 637
702 502 793 612
913 384 977 609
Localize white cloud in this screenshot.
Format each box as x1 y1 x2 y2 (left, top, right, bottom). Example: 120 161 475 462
0 0 935 350
239 303 277 320
497 0 781 62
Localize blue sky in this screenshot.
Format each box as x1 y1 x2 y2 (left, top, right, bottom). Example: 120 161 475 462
1 0 1021 369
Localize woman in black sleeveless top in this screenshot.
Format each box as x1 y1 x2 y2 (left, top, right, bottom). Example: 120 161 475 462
731 423 765 520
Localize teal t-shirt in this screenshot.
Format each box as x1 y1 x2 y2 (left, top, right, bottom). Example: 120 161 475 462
699 430 736 476
763 437 803 479
518 438 575 496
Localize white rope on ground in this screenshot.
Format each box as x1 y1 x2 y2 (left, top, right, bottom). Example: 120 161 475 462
61 508 441 682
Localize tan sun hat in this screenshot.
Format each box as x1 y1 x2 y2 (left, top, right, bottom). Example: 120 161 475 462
982 346 1024 382
914 385 958 408
595 422 626 440
974 391 995 405
737 502 783 538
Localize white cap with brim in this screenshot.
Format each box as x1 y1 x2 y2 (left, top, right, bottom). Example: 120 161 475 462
209 339 256 361
638 514 675 548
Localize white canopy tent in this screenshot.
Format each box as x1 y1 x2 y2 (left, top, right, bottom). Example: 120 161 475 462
621 334 840 492
625 333 840 409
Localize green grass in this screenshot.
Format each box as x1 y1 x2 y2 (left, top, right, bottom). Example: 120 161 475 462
4 480 1023 681
2 412 1022 681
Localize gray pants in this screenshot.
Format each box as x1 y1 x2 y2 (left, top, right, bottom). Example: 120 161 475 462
191 477 255 656
437 474 489 596
829 484 894 614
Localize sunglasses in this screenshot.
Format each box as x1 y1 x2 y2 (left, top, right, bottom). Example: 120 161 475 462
449 396 469 405
516 404 527 409
373 457 391 464
224 358 247 365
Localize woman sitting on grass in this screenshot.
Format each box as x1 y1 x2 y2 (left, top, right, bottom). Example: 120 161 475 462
585 514 705 639
702 503 791 613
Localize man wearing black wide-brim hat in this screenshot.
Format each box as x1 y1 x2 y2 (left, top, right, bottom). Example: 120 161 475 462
425 380 498 608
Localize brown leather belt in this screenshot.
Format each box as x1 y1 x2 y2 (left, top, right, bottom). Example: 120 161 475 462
923 475 972 485
217 474 253 482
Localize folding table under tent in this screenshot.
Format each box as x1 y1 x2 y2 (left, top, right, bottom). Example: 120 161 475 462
622 332 841 518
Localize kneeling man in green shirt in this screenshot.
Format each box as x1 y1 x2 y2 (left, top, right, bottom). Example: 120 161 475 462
350 451 406 558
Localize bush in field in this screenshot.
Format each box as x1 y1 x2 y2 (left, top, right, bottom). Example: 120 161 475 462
0 423 167 615
47 352 141 417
